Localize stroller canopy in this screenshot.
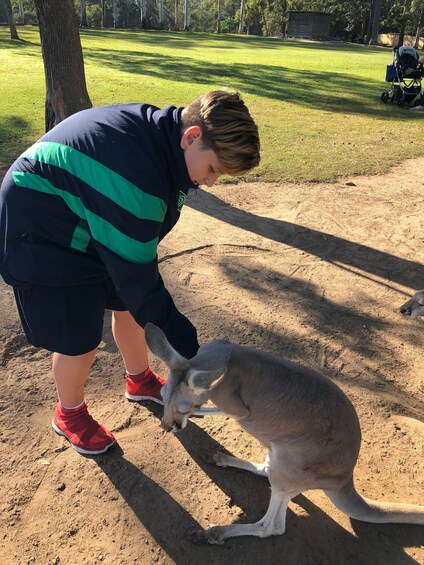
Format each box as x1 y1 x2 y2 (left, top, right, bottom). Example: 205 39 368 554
397 46 419 69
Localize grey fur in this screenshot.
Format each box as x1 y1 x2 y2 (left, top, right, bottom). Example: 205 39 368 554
144 323 424 544
400 289 424 318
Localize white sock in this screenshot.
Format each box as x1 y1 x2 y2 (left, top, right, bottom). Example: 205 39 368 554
125 368 149 377
61 400 85 410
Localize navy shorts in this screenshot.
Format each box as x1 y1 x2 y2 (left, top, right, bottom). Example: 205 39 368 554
13 279 126 356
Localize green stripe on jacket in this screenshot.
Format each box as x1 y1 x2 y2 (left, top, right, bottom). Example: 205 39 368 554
12 171 158 264
20 141 167 222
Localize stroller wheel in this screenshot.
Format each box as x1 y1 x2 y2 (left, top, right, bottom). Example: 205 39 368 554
381 91 389 103
397 99 404 107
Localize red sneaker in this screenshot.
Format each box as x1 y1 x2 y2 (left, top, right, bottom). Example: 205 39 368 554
124 368 165 405
52 402 116 455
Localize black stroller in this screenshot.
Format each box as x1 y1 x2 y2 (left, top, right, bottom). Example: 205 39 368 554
381 46 424 107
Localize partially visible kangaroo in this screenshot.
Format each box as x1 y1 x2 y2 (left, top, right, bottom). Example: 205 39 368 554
144 323 424 545
400 289 424 318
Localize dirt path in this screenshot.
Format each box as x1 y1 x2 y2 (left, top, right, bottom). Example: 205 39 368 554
1 158 423 564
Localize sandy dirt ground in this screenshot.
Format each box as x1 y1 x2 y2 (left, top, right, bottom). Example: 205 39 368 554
0 158 424 565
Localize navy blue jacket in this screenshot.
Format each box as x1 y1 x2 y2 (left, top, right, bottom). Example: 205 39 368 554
0 103 199 357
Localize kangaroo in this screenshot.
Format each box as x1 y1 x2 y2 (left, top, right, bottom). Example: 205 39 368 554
144 323 424 545
400 289 424 318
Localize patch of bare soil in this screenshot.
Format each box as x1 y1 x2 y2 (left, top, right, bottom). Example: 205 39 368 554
1 158 424 564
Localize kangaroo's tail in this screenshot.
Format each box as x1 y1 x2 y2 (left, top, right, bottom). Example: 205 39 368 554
325 479 424 525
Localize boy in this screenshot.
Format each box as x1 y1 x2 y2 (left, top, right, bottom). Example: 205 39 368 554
0 90 260 455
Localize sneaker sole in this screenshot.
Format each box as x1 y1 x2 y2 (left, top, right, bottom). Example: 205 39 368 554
125 392 164 405
51 420 116 455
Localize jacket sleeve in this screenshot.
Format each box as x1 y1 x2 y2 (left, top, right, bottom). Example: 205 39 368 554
91 238 199 359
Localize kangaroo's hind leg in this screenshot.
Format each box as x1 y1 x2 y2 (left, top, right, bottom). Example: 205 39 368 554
214 451 270 477
189 486 296 544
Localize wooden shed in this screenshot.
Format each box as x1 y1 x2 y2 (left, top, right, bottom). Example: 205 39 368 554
287 11 331 40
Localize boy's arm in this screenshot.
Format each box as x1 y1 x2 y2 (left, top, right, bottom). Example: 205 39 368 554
91 239 199 359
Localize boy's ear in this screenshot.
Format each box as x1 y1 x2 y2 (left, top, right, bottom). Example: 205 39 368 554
180 125 202 149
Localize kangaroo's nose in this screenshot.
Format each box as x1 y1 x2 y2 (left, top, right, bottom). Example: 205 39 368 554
160 419 173 432
400 306 411 316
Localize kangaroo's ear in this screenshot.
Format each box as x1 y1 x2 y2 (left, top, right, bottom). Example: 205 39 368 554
144 323 188 370
186 368 225 391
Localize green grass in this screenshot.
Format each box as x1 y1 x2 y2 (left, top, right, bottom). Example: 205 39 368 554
1 25 423 182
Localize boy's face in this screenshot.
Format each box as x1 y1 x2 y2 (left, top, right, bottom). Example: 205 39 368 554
181 126 224 188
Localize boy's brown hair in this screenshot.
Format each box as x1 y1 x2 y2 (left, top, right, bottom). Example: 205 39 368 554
181 90 260 176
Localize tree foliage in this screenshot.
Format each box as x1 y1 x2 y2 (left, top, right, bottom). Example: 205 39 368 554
3 0 424 41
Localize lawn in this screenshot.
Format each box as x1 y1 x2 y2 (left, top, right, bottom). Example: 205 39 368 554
0 25 423 182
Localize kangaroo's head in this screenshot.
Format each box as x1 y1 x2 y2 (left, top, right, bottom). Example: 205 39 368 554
400 290 424 318
144 324 227 432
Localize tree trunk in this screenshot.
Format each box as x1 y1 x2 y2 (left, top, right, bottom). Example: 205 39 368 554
80 0 88 27
398 0 411 47
174 0 179 31
4 0 20 39
159 0 164 28
414 8 423 49
368 0 382 45
112 0 118 28
33 0 92 132
101 0 107 27
365 0 374 44
217 0 221 33
183 0 189 31
238 0 246 34
261 4 269 36
18 0 25 25
140 0 147 29
358 9 368 43
281 0 287 36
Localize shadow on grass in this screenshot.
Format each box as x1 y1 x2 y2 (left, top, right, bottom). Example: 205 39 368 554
0 28 406 118
82 46 406 118
0 115 32 161
0 37 36 49
81 28 389 55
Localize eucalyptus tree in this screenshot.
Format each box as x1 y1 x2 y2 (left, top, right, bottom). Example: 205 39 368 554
413 1 424 47
101 0 107 26
139 0 147 27
33 0 92 131
398 0 411 45
4 0 19 39
18 0 24 23
175 0 180 29
238 0 246 32
80 0 87 26
112 0 117 26
159 0 164 27
184 0 189 30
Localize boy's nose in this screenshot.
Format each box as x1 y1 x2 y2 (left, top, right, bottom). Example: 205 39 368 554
205 173 220 187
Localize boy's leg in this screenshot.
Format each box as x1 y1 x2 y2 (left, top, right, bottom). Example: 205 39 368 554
12 281 117 455
53 349 97 408
112 310 165 404
111 310 149 374
51 348 116 455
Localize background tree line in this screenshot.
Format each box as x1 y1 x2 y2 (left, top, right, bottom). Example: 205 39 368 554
1 0 423 42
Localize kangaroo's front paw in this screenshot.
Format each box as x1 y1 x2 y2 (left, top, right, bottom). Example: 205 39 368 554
188 528 225 545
